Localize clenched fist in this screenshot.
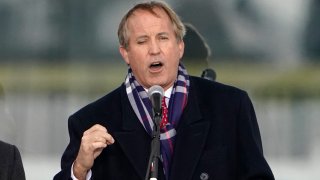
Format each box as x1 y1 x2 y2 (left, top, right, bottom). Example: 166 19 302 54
73 124 115 180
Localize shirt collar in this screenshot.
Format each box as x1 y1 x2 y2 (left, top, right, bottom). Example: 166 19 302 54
164 86 173 99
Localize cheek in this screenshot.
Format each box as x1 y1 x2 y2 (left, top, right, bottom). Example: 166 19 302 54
130 61 140 73
128 48 146 63
130 58 146 75
172 43 184 59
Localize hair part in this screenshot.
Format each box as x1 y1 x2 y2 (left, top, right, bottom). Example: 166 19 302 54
118 1 186 49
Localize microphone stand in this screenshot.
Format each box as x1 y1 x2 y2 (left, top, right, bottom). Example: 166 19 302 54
145 111 162 180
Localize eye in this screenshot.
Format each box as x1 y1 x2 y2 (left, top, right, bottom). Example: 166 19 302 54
136 37 148 45
137 40 146 45
159 36 169 41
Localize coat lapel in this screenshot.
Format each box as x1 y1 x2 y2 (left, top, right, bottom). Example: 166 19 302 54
170 84 211 180
113 86 151 179
113 81 211 180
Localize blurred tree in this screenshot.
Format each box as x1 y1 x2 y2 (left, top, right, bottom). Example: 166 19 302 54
0 3 13 59
303 0 320 60
0 84 17 144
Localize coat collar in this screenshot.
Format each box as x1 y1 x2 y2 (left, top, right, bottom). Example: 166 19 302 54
113 85 150 179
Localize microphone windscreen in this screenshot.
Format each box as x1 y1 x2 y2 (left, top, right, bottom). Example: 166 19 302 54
148 85 164 114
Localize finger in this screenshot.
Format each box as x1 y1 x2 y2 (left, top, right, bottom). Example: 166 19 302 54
81 142 107 159
86 124 107 133
93 147 105 159
84 124 108 135
83 129 114 145
91 141 107 150
103 133 115 144
92 132 115 145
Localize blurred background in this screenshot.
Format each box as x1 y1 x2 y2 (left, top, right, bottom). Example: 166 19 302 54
1 0 320 179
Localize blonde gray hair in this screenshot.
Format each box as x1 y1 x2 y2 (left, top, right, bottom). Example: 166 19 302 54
117 1 186 49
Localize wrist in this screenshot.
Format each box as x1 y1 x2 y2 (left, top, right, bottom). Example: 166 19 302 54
73 160 89 180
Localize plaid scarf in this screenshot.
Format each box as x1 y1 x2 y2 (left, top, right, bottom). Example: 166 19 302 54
125 63 189 179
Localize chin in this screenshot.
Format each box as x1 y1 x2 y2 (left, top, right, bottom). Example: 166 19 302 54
148 78 165 85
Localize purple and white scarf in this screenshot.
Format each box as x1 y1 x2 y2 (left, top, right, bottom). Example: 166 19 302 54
125 63 189 179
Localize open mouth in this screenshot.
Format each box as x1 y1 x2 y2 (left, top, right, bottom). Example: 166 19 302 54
149 61 164 73
149 62 163 69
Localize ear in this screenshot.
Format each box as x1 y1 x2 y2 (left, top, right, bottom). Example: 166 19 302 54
178 40 185 59
119 46 130 65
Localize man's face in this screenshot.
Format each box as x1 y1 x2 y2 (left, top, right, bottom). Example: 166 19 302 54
119 8 184 91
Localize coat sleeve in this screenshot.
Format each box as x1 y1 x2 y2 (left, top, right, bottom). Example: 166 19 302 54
54 115 83 180
11 145 26 180
237 92 275 180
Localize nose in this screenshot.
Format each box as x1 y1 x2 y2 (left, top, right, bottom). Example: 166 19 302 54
149 39 160 55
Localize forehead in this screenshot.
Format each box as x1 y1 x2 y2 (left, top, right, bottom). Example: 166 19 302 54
127 8 173 33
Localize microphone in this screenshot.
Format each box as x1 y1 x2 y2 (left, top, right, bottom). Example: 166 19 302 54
201 68 216 81
147 85 164 116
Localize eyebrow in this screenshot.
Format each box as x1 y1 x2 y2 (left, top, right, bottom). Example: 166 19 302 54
158 32 169 36
136 35 148 40
135 32 169 40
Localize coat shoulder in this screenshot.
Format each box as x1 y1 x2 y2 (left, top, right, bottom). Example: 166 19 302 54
71 85 124 119
0 140 25 180
189 76 247 99
0 140 14 161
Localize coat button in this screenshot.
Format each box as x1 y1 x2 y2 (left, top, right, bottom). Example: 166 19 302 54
200 172 209 180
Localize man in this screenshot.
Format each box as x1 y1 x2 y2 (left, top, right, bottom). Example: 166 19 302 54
54 1 274 180
0 140 26 180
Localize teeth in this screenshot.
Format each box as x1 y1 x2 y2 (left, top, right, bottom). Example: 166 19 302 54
151 62 162 66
